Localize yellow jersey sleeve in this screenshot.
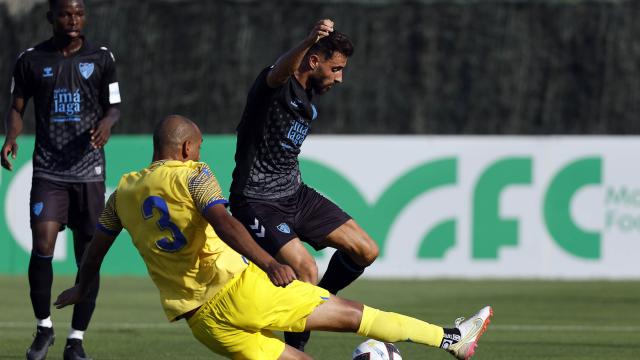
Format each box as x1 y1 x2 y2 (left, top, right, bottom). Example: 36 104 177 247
97 190 123 236
187 163 228 214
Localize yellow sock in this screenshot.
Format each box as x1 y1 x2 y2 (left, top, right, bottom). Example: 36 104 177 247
356 305 444 347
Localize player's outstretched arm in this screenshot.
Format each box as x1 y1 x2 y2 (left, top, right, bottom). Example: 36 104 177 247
1 97 26 171
54 230 117 308
266 19 334 88
203 203 297 287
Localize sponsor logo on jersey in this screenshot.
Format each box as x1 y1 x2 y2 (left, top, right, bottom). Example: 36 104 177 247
276 223 291 234
32 202 44 216
51 88 82 122
43 67 53 78
95 166 102 175
285 119 309 148
79 63 94 79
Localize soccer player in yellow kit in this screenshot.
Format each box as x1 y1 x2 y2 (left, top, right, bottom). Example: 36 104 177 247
54 115 492 360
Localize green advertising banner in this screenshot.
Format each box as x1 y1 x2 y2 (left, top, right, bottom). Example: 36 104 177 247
2 135 639 279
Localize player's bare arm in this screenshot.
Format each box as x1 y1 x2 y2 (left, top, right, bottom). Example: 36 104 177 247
204 203 297 287
54 230 116 309
1 96 26 171
266 19 334 88
90 107 120 149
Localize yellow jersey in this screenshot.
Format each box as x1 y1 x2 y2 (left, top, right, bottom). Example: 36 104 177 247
97 160 248 321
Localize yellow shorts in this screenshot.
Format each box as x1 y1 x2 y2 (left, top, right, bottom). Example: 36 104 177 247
187 263 330 360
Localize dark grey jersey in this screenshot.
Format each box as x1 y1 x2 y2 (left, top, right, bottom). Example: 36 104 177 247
231 67 318 199
11 38 121 182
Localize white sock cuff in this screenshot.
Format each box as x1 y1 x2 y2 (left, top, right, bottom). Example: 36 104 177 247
68 329 85 340
37 317 53 328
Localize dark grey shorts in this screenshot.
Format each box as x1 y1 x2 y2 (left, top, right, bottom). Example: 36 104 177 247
230 184 351 256
29 177 105 235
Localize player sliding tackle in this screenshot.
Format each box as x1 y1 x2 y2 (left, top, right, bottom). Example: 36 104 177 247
55 115 493 360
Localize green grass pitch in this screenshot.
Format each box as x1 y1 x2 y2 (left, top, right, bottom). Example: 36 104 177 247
1 276 639 359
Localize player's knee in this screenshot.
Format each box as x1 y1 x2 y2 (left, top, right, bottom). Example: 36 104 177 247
360 240 379 266
293 258 318 284
351 239 378 267
32 242 55 257
32 225 59 256
339 223 379 266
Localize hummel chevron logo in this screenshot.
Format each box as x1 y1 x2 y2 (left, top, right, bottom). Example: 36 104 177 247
250 218 266 238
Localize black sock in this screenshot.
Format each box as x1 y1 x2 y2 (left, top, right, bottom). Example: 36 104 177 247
71 237 100 331
317 251 366 295
284 331 311 351
440 328 462 349
72 274 99 331
29 251 54 320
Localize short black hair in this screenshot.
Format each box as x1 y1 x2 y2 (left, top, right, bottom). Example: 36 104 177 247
309 31 354 59
49 0 84 10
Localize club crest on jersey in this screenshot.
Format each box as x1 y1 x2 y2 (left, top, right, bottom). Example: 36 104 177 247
79 63 94 79
276 223 291 234
43 67 53 78
32 202 44 216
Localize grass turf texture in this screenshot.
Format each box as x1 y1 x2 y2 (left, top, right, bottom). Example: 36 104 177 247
1 276 639 359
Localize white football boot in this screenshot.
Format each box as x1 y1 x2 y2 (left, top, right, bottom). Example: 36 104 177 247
447 305 493 359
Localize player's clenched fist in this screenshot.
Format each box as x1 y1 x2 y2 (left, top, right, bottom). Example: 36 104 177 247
307 19 334 43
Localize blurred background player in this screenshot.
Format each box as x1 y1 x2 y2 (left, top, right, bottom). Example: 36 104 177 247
0 0 121 359
54 115 493 360
229 19 379 352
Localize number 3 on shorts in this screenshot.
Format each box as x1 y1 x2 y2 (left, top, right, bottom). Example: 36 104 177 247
142 196 187 252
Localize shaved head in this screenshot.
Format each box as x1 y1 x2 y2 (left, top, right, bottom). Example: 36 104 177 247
152 115 202 161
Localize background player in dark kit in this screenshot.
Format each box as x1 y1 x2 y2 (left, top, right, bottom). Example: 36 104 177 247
1 0 121 359
229 19 378 351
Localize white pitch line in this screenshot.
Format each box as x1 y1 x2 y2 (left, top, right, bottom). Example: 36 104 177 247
0 322 177 330
1 322 640 332
491 324 640 332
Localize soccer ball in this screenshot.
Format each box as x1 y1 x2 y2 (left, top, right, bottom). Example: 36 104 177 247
352 339 403 360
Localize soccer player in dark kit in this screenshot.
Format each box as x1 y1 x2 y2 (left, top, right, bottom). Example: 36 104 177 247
1 0 121 359
229 19 379 351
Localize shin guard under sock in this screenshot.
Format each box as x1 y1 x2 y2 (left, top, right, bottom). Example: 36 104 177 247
357 305 445 347
29 251 53 320
71 272 100 331
317 251 366 295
